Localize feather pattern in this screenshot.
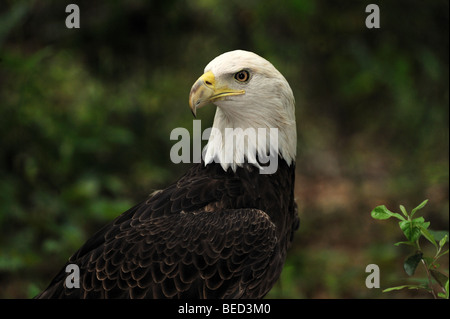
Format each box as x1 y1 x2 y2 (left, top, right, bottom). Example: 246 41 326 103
35 159 298 299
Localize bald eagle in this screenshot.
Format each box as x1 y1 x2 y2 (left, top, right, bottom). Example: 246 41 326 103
36 50 299 299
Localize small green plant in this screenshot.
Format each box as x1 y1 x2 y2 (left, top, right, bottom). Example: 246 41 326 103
371 199 449 298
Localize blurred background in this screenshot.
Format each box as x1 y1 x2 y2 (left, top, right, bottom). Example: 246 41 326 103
0 0 448 298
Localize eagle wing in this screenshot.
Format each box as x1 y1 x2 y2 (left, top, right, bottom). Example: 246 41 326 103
36 204 279 299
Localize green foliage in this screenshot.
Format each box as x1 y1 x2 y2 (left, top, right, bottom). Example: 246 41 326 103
371 200 449 298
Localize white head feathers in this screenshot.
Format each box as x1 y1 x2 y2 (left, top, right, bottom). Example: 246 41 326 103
194 50 297 173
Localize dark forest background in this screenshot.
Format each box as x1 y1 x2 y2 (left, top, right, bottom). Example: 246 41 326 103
0 0 448 298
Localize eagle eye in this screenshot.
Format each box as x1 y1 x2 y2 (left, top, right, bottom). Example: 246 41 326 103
234 70 250 82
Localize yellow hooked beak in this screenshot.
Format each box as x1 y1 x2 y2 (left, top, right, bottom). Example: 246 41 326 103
188 71 245 117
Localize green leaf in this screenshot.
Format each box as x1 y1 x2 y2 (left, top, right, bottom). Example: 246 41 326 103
445 280 449 299
420 227 437 248
399 221 419 242
413 216 426 226
371 205 405 221
404 251 423 276
410 199 428 217
399 220 411 241
399 217 427 242
420 220 430 230
394 241 416 247
429 230 449 243
382 285 410 292
371 205 392 220
399 205 408 217
439 234 448 248
382 285 424 293
430 269 449 289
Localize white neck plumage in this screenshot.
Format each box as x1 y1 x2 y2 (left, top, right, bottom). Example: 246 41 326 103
203 102 297 174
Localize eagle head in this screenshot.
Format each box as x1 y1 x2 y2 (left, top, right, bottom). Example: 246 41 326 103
189 50 296 173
